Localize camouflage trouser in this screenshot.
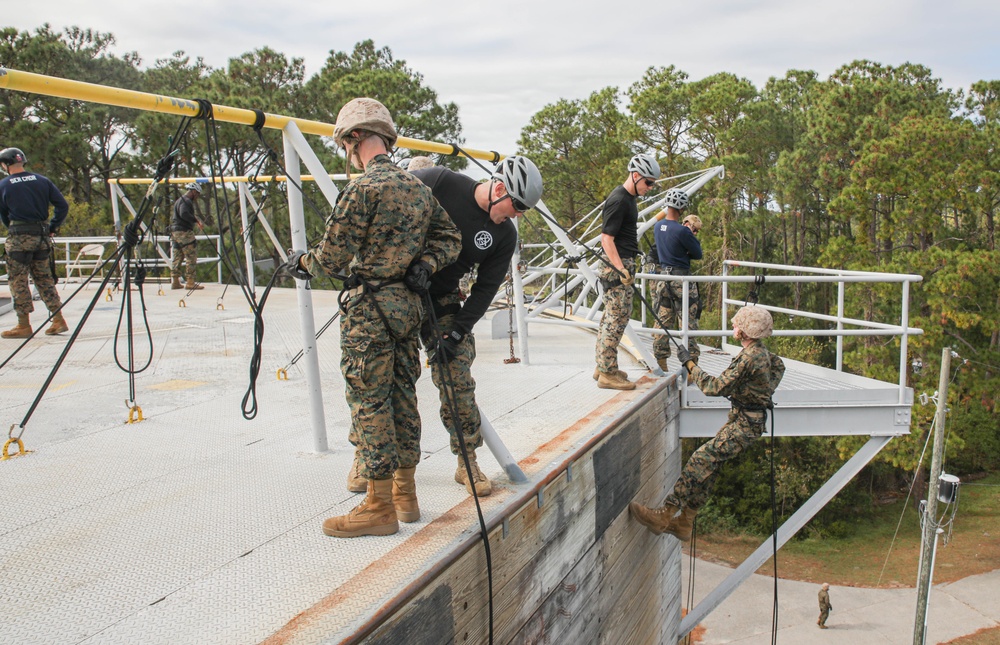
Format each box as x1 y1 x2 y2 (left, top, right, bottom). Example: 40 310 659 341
819 608 830 627
170 230 198 282
652 271 701 361
666 408 766 509
595 256 635 374
423 292 482 456
341 285 423 480
4 233 63 316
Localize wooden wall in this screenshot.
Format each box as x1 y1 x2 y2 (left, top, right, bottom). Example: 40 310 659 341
363 378 682 645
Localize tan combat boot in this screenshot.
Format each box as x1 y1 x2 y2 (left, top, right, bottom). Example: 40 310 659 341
629 501 680 535
1 313 32 339
45 312 69 336
593 367 628 381
171 277 183 290
322 478 398 538
392 466 420 523
664 506 698 542
597 371 635 390
656 357 669 371
185 280 205 290
455 452 492 496
346 452 366 493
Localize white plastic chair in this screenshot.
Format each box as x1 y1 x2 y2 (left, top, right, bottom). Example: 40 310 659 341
63 243 105 287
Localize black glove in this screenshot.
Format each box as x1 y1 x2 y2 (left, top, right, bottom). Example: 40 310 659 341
436 328 464 364
48 222 59 236
676 346 692 367
284 250 313 281
404 259 433 294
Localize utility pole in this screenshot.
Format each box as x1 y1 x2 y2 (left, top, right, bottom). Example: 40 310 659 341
913 347 951 645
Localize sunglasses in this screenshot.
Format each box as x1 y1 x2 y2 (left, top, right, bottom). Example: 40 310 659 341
642 178 657 187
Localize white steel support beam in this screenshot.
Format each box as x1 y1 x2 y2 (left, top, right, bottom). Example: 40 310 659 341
236 184 256 294
679 435 894 638
282 122 328 454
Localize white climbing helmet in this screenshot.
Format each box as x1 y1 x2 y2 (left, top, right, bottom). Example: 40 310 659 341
627 153 661 180
664 188 689 210
492 155 543 211
185 182 202 194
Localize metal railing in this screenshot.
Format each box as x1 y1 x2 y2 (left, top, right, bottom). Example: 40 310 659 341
519 259 923 402
1 235 225 284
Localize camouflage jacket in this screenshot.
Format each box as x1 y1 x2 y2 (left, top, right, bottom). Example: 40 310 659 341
689 340 785 410
304 154 460 282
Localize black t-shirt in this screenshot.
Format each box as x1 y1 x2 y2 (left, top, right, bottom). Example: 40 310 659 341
601 185 639 259
412 167 517 334
654 219 702 270
171 195 198 231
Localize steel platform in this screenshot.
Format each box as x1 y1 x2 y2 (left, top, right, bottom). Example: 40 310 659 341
0 282 912 644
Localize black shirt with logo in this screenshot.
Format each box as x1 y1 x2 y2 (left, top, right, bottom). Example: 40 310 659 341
412 167 517 335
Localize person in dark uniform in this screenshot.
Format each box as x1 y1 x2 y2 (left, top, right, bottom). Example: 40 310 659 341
593 153 660 390
170 183 205 290
630 306 785 541
0 147 70 338
652 189 702 370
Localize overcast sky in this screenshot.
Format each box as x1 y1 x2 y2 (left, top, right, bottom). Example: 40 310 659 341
6 0 1000 159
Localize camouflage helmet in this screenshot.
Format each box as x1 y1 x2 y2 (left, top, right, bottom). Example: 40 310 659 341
664 188 689 210
333 98 397 149
407 155 434 171
732 306 773 339
0 147 27 166
682 214 702 232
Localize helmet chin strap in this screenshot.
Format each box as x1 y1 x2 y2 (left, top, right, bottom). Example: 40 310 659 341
486 179 507 217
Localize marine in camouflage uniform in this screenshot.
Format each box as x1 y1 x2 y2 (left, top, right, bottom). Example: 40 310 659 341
304 154 459 482
0 147 70 338
630 305 784 541
170 184 203 289
818 583 832 628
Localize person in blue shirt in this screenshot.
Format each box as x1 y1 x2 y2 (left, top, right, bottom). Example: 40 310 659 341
652 189 701 370
0 147 70 338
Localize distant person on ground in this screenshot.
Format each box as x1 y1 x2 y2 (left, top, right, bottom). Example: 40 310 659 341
652 191 702 371
349 155 541 499
818 583 832 628
593 153 660 390
630 305 785 541
170 183 205 291
0 147 70 339
285 97 460 538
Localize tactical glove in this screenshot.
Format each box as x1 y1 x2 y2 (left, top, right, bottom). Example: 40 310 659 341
620 268 634 287
404 259 433 294
284 250 313 281
437 328 464 364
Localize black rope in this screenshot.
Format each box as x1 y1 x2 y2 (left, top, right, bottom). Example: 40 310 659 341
4 114 196 432
421 288 495 645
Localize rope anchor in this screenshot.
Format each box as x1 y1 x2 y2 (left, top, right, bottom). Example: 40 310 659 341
276 368 288 381
3 424 32 460
126 401 144 424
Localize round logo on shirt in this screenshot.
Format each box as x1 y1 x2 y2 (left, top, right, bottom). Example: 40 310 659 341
474 230 493 250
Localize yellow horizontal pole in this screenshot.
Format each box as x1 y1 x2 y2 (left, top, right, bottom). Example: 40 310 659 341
0 67 505 163
109 175 344 185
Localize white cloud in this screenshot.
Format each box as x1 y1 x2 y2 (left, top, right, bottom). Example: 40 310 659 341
6 0 1000 155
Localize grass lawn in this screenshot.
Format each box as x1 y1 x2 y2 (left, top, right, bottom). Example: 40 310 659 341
688 472 1000 588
